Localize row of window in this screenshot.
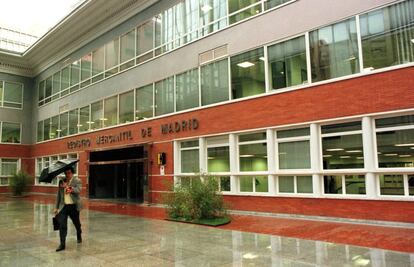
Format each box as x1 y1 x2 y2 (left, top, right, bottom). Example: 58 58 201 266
179 174 414 197
38 0 414 107
0 122 21 144
0 80 23 109
36 0 414 140
37 0 292 106
0 159 20 186
35 154 78 186
177 114 414 197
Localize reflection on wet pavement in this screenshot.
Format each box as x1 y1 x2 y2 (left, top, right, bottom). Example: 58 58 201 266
0 200 413 266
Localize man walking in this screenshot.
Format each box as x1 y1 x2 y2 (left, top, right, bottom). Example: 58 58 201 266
54 166 82 252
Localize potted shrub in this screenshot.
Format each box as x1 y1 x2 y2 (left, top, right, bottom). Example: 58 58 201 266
9 171 32 197
165 175 230 226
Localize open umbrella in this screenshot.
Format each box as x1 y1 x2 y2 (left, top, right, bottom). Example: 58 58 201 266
39 159 79 183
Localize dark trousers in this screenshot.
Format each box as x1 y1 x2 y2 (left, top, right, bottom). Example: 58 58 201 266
58 204 82 245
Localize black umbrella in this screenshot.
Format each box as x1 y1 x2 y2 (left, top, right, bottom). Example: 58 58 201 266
39 159 79 183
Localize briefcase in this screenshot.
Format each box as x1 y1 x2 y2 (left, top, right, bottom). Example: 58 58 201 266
53 216 60 231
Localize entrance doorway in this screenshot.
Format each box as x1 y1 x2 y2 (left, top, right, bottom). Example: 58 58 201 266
88 145 148 203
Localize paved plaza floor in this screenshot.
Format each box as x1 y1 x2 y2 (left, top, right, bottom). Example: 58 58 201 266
0 197 413 267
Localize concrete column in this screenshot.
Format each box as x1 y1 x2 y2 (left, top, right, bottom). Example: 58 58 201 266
199 137 207 174
310 123 322 196
267 129 276 195
173 140 180 186
229 134 238 193
362 116 377 199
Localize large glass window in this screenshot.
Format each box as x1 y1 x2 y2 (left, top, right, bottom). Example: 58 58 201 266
52 72 60 101
105 39 120 76
376 115 414 168
92 46 104 82
59 112 69 138
69 109 79 135
176 69 199 111
240 175 268 193
0 159 19 186
310 18 359 82
119 90 134 124
43 119 50 141
103 96 118 127
45 77 52 103
3 81 23 108
180 140 200 173
321 122 364 169
239 132 267 172
136 85 153 120
265 0 291 10
155 77 174 116
228 0 261 24
231 48 265 99
50 115 59 139
120 29 135 70
37 121 43 142
81 53 92 87
360 0 414 70
161 8 174 52
379 174 405 196
136 20 154 63
201 59 229 105
70 61 80 92
61 66 70 96
199 0 227 35
1 122 20 143
91 101 103 130
268 36 308 90
277 128 311 169
278 175 313 194
207 136 230 172
79 105 90 132
38 81 45 105
324 174 366 195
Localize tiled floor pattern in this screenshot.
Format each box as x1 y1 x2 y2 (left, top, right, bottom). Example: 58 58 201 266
0 197 414 266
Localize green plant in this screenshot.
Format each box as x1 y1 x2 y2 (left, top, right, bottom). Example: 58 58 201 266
165 175 228 221
9 171 31 196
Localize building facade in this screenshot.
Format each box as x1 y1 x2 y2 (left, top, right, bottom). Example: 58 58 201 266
0 0 413 222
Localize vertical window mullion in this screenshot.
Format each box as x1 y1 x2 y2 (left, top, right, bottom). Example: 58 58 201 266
305 32 312 84
227 57 231 100
355 15 364 72
264 44 270 92
342 175 346 195
293 175 298 193
404 174 409 196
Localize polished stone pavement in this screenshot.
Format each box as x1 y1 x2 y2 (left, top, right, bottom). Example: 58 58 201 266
0 199 413 267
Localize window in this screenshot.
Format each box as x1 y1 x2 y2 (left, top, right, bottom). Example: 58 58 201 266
120 29 135 70
52 72 60 100
180 140 199 173
207 136 230 172
69 109 79 135
38 81 45 105
238 132 267 172
218 176 231 192
119 90 134 123
136 84 153 120
268 36 308 90
277 128 310 169
92 46 104 82
1 122 21 143
228 0 261 24
61 66 70 96
0 159 19 186
324 174 366 195
59 112 69 138
81 53 92 87
201 59 229 106
3 81 23 108
321 122 364 169
379 174 404 196
265 0 291 10
105 38 120 76
240 176 268 192
199 0 227 35
43 119 50 141
376 115 414 168
136 20 154 63
278 175 313 194
231 48 265 99
360 0 414 70
79 105 90 132
35 154 77 186
70 61 80 92
44 77 52 103
310 18 359 82
50 115 59 139
91 101 103 130
103 96 118 127
176 69 199 111
155 77 174 116
37 121 43 142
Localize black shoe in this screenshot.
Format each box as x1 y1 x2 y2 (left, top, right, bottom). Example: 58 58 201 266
56 244 65 252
